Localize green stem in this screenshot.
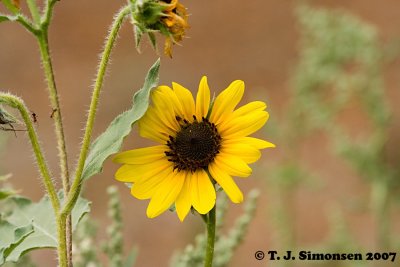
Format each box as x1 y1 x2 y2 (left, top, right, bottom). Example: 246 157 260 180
15 14 40 35
56 213 67 267
62 5 131 217
204 205 216 267
371 179 390 249
42 0 58 29
26 0 41 25
0 93 60 212
37 30 70 199
36 1 71 265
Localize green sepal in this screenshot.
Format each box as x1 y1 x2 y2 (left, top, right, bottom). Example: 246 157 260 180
134 24 144 52
81 59 160 181
147 31 158 51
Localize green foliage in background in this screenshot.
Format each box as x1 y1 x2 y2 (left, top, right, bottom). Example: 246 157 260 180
268 4 399 267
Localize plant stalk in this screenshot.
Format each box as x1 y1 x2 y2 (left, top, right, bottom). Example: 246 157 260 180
37 29 72 267
62 5 131 217
0 93 60 212
204 205 216 267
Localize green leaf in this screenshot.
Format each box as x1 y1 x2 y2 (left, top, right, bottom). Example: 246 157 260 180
0 189 17 200
0 194 90 264
0 221 34 264
81 59 160 181
123 247 138 267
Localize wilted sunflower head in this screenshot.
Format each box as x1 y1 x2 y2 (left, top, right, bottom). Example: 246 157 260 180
114 77 275 221
130 0 189 57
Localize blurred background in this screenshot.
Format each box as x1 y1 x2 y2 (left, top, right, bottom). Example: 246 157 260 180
1 0 400 266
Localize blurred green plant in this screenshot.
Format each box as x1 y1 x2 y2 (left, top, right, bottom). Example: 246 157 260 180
73 186 137 267
268 4 398 266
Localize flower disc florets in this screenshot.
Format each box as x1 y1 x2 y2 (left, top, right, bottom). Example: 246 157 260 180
166 115 221 172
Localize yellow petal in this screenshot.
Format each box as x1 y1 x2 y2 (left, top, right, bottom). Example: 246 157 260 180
158 85 185 117
151 87 180 131
195 76 210 119
218 101 267 130
232 101 267 117
131 166 173 200
173 82 195 120
208 162 243 203
220 143 261 164
115 159 172 183
214 153 252 177
113 145 166 164
209 80 244 125
146 171 185 218
223 137 276 149
222 111 269 138
175 172 192 221
190 169 216 214
139 107 175 143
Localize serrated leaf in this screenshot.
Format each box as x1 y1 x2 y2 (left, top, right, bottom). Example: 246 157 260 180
0 193 90 264
0 221 34 264
81 59 160 181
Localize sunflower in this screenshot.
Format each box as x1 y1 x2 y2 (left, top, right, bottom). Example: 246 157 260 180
114 77 274 221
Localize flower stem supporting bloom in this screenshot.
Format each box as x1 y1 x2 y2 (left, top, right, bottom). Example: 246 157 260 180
204 204 216 267
61 5 131 218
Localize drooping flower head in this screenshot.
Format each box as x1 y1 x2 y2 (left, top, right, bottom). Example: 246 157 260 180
130 0 189 57
114 77 274 221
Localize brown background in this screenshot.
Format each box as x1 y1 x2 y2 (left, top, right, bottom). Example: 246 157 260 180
1 0 400 266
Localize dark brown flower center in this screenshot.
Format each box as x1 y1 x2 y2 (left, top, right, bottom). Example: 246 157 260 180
165 115 221 172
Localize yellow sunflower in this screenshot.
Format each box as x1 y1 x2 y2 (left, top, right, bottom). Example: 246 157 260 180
114 77 274 221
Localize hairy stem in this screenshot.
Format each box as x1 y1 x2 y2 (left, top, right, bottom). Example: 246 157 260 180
26 0 41 25
36 0 71 265
62 5 131 217
37 30 70 201
204 205 216 267
0 93 60 212
57 213 67 267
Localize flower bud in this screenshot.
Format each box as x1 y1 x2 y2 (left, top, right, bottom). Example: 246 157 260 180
130 0 189 57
